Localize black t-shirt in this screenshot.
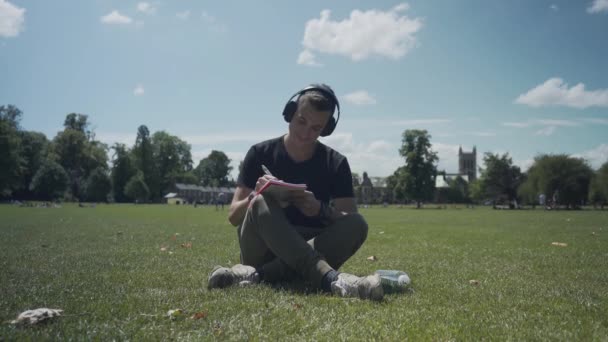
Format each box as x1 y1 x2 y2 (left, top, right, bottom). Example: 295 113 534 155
238 135 354 228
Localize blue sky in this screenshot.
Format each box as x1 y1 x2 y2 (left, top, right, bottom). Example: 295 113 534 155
2 0 608 180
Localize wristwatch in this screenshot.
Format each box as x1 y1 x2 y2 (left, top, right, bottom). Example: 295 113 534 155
318 201 334 225
247 191 256 202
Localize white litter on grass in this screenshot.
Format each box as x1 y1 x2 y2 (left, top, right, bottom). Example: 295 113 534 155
10 308 63 325
167 309 183 320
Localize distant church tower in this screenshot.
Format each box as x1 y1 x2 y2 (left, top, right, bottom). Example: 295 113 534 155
458 146 477 181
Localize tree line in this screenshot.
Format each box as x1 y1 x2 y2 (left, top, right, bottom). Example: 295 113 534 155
0 105 233 202
2 106 607 208
384 129 608 209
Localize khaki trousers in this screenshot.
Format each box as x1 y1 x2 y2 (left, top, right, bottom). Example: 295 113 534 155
238 194 368 288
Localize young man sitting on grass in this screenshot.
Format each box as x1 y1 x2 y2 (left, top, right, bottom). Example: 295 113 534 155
207 84 383 301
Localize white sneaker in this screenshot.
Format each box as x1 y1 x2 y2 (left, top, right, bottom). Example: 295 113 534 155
207 264 260 289
331 273 384 301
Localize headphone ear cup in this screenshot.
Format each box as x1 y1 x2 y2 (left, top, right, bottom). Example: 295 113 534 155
320 117 336 137
283 101 297 122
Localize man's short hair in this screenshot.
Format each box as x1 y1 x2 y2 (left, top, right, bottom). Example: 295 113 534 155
298 90 335 114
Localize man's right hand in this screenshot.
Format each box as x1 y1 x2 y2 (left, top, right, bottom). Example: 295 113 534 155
254 175 276 193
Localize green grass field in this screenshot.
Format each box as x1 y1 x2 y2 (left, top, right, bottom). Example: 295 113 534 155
1 204 607 340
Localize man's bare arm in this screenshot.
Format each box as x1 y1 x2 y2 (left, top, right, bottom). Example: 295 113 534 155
228 185 253 226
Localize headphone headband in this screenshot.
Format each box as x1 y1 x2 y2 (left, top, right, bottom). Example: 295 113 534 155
282 83 341 136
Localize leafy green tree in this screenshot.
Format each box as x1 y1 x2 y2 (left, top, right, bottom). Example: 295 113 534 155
29 159 69 200
52 114 108 200
52 128 87 171
151 131 193 198
132 125 158 199
63 113 90 135
589 162 608 208
468 179 483 203
85 167 111 202
517 173 537 206
0 105 22 129
174 171 198 185
478 153 523 205
397 129 438 208
111 143 136 202
447 176 468 203
124 171 150 203
386 166 408 204
521 154 593 208
0 105 23 197
195 150 233 187
16 131 50 198
52 128 87 198
84 140 109 176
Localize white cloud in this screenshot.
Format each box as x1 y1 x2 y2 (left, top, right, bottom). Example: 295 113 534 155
96 132 136 146
432 143 462 174
176 10 190 20
299 3 423 64
321 133 402 176
321 133 469 176
342 90 377 105
502 121 531 128
535 126 556 136
297 50 322 66
393 119 451 126
201 11 225 32
0 0 25 37
367 140 392 154
573 144 608 169
101 10 133 25
587 0 608 13
182 133 270 146
201 11 215 23
503 119 581 128
345 118 451 131
504 119 580 137
515 77 608 109
581 117 608 125
536 119 580 127
550 4 559 11
393 3 410 12
437 131 495 137
137 2 156 15
471 131 496 137
133 84 144 96
515 158 535 172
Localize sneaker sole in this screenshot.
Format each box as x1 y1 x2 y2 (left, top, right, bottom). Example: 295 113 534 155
362 275 384 301
207 266 235 289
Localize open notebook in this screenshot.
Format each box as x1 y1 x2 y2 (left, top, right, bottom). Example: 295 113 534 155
255 179 307 202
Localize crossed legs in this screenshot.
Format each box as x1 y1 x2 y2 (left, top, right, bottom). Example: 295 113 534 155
237 194 368 288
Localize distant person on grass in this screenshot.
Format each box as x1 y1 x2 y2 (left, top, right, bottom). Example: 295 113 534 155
215 192 226 211
207 84 383 301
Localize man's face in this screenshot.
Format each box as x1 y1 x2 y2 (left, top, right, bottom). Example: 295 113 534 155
288 101 331 147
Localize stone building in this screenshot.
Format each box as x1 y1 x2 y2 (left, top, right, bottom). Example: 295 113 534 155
166 183 236 204
434 146 477 202
458 146 477 181
354 172 390 205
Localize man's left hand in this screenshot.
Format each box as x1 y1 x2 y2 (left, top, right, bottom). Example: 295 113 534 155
289 190 321 217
